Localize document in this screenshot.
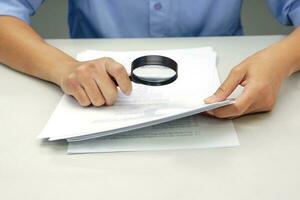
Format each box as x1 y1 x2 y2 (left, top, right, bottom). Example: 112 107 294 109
68 115 239 153
38 47 234 141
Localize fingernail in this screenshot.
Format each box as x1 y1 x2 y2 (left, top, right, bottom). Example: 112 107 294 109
125 89 132 95
207 110 214 115
204 95 217 103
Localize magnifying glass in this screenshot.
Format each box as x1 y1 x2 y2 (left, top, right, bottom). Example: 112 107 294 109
130 55 178 86
113 55 178 86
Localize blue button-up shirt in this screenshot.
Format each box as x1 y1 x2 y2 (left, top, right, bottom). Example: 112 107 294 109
0 0 300 38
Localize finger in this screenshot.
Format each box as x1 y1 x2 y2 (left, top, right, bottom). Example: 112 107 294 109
206 104 238 119
243 101 260 114
63 79 91 106
243 99 273 115
94 70 118 106
80 78 105 107
205 66 246 103
208 83 258 118
105 60 132 95
72 86 91 107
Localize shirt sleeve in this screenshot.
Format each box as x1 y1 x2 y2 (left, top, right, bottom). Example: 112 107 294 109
267 0 300 26
0 0 44 24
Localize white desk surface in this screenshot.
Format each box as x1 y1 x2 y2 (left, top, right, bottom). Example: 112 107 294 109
1 36 300 200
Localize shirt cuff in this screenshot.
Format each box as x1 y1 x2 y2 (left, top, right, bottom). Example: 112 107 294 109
0 4 31 24
289 5 300 26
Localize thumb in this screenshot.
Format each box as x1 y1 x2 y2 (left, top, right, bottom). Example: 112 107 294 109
205 67 246 103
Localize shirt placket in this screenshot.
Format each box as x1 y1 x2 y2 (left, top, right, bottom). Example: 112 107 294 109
149 0 170 37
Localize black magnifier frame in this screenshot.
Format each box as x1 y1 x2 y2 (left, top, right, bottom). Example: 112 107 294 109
129 55 178 86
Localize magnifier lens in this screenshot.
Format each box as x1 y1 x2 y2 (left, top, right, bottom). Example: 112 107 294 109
132 65 176 83
130 55 178 86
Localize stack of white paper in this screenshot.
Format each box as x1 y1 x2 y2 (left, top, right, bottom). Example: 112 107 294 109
68 115 239 153
39 47 239 153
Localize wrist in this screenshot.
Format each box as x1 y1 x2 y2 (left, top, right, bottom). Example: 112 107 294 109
266 41 300 78
50 60 80 86
275 33 300 76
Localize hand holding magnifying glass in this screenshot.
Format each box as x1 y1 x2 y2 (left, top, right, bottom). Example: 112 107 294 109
60 55 178 107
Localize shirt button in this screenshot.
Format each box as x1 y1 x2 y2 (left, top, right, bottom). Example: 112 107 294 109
154 2 162 11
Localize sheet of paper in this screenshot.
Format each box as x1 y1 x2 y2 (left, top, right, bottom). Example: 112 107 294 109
68 115 239 153
38 47 230 141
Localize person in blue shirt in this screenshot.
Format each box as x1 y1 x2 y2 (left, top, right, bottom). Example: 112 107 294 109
0 0 300 118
